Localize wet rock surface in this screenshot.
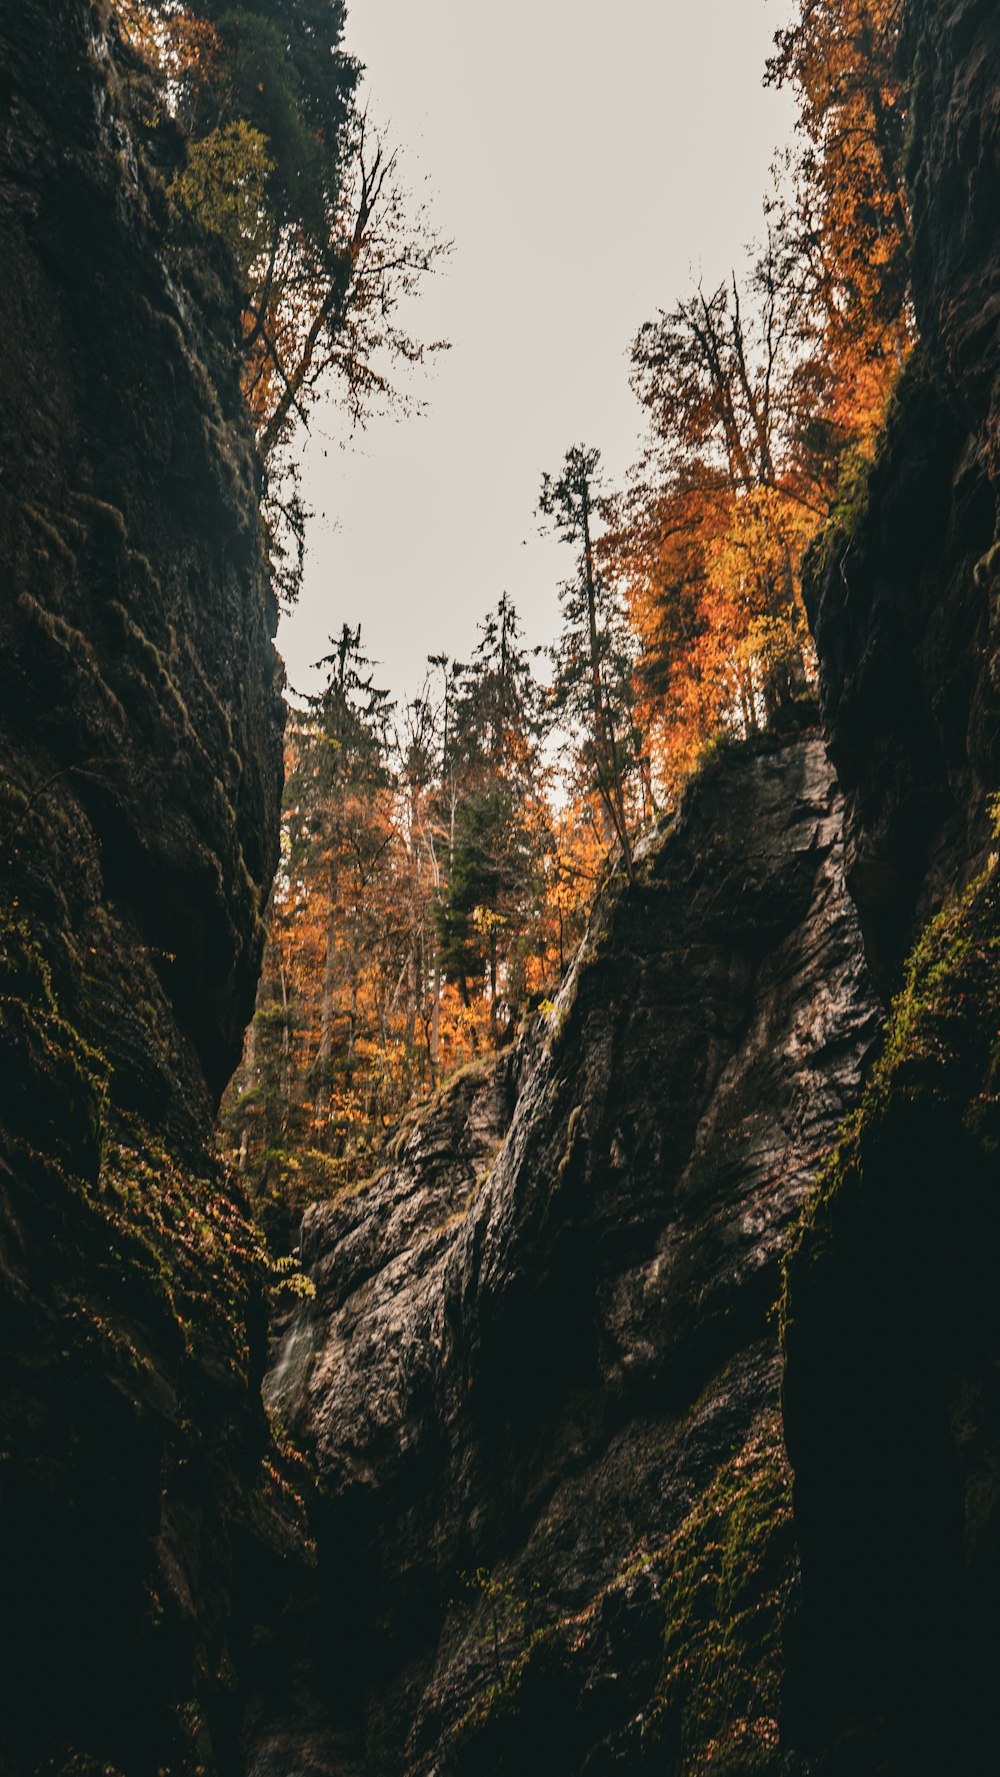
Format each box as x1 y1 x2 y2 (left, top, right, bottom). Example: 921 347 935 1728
0 5 285 1771
249 734 878 1776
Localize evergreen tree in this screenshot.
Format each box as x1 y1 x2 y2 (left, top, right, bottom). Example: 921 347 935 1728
292 626 395 1126
222 625 400 1221
437 596 550 1026
541 447 643 880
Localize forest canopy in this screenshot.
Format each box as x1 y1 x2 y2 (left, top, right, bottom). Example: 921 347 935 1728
126 0 911 1225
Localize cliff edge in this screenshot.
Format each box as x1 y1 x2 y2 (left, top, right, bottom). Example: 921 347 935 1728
0 5 286 1771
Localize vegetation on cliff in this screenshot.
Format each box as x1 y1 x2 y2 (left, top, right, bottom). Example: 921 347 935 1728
441 1413 794 1777
114 0 447 597
0 2 292 1767
8 0 994 1773
220 0 914 1233
780 819 1000 1771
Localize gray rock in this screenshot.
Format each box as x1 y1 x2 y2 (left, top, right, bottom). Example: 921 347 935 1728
250 733 879 1776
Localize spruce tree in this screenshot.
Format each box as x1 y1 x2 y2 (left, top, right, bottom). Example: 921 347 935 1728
437 596 549 1024
541 447 642 880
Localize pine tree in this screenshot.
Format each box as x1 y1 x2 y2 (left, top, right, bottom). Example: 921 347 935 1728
437 596 550 1029
292 626 395 1133
542 448 643 880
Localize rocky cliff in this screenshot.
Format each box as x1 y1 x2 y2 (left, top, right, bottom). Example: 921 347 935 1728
0 4 286 1771
806 0 1000 982
246 4 1000 1773
5 1 1000 1773
246 734 879 1777
784 2 1000 1771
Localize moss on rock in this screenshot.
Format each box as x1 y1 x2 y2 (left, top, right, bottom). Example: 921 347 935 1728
782 846 1000 1770
644 1413 794 1776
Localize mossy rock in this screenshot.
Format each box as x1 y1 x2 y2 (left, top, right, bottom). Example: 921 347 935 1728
441 1413 795 1777
782 850 1000 1770
642 1413 793 1776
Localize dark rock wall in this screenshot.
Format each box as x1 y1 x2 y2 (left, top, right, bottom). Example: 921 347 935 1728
0 4 285 1771
258 8 1000 1764
2 1 997 1773
248 736 878 1777
785 1 1000 1771
805 0 1000 988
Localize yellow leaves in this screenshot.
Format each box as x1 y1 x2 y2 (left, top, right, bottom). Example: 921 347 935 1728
169 121 275 279
614 470 815 803
472 905 507 936
113 0 161 60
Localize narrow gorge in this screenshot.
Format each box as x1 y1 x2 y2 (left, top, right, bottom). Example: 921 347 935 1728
2 2 1000 1775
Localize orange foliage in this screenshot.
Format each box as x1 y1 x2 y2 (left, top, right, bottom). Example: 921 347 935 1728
115 2 222 90
609 0 910 802
219 0 914 1226
767 0 912 450
221 692 591 1226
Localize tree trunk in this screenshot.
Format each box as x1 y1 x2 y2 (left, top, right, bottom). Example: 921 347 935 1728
237 1009 257 1173
580 485 635 881
314 893 338 1132
430 954 441 1078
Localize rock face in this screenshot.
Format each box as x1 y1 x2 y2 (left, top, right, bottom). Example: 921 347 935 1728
248 734 879 1777
805 0 1000 988
785 2 1000 1771
0 5 285 1771
5 3 998 1772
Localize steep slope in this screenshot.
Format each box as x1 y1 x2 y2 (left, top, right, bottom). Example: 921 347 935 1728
784 1 1000 1770
0 5 287 1771
805 0 1000 985
247 733 878 1777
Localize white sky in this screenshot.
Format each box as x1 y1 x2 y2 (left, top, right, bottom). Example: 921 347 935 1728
278 0 798 704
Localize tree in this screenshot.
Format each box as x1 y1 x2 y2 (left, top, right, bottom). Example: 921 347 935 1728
155 0 447 450
765 0 911 449
542 447 644 880
222 609 560 1211
436 596 550 1025
116 0 448 600
622 230 819 779
290 627 395 1128
607 1 912 801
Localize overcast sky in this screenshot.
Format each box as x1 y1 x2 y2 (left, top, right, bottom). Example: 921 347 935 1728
278 0 797 704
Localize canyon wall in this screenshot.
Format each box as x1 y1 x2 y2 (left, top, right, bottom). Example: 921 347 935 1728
0 5 287 1771
3 2 1000 1774
246 734 879 1776
806 0 1000 981
785 1 1000 1769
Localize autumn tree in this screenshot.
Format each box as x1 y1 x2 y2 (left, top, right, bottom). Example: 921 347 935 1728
608 0 912 799
222 608 559 1217
290 626 396 1132
222 623 411 1220
765 0 911 450
616 227 821 788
